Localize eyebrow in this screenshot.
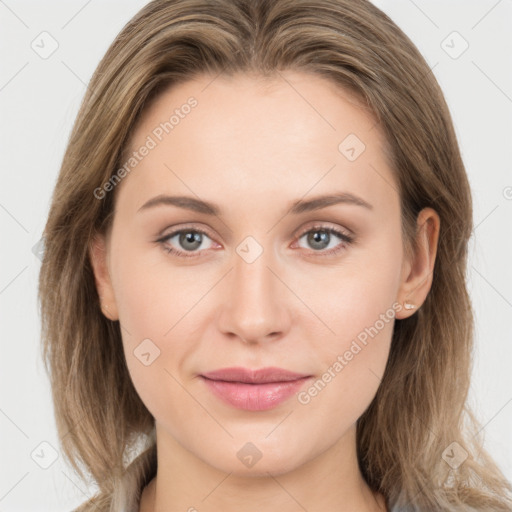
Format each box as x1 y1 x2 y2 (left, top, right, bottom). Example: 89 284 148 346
137 192 373 216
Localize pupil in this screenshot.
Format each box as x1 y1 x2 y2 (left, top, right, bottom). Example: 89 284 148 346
181 231 202 250
309 230 329 250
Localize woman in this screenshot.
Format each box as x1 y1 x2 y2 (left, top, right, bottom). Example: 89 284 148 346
38 0 512 511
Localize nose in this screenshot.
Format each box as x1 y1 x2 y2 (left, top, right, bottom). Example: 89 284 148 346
217 240 292 345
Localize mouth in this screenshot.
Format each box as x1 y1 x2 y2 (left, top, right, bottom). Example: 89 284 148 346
201 366 311 384
200 366 312 411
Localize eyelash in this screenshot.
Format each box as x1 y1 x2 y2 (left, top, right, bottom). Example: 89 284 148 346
155 224 354 259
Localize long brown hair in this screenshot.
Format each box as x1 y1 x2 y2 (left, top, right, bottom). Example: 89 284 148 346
39 0 512 510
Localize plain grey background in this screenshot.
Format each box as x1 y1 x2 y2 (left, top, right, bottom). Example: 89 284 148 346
1 0 511 510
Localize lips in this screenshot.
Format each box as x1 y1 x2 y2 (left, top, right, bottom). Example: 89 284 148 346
200 366 312 411
200 366 310 384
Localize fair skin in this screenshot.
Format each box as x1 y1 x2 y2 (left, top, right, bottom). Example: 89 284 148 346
90 70 440 512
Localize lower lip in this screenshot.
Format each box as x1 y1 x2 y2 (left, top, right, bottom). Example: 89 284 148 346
201 376 311 411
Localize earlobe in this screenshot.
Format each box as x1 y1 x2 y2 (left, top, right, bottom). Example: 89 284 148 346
395 207 440 320
89 234 119 321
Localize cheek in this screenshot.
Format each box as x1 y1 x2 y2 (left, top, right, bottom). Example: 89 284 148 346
109 236 214 418
309 229 403 347
300 236 402 414
296 289 396 434
110 236 194 336
113 263 190 424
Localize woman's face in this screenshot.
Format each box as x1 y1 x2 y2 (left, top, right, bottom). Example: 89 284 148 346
92 70 426 476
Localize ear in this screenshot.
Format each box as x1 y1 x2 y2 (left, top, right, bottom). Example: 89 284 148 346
395 207 440 320
89 233 119 321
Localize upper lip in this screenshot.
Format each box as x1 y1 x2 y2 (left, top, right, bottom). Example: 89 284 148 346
201 366 311 384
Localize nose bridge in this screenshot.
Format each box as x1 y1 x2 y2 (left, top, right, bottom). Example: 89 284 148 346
219 235 289 342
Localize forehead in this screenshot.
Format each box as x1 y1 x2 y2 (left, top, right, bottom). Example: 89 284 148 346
116 70 397 216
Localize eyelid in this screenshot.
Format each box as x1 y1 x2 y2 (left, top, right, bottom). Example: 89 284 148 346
156 222 219 245
156 221 354 258
293 221 353 240
291 223 354 258
155 223 219 252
